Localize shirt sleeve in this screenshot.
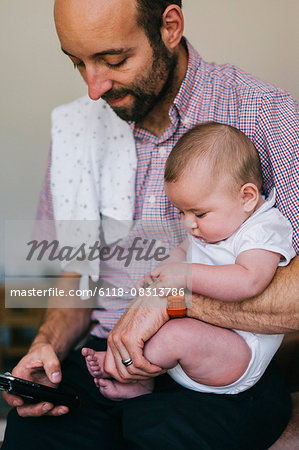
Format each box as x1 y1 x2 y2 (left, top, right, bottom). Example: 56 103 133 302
234 209 296 266
252 92 299 254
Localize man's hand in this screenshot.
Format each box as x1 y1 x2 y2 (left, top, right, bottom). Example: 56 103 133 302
104 293 170 382
151 262 191 289
2 341 68 417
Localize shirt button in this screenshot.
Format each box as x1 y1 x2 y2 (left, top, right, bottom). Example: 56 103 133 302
149 195 156 204
159 146 167 157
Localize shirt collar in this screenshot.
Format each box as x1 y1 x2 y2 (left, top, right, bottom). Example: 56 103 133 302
171 39 202 125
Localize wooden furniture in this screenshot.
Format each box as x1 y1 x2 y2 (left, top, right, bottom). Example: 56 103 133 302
0 286 44 371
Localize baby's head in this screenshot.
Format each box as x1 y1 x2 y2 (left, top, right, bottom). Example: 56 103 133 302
164 122 264 243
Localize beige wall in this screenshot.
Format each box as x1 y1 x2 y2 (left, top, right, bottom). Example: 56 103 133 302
0 0 298 270
183 0 299 98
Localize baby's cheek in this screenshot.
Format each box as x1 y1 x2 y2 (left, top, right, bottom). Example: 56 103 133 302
209 223 229 242
201 223 220 241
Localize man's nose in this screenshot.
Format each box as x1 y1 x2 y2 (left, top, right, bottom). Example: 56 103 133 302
86 67 113 100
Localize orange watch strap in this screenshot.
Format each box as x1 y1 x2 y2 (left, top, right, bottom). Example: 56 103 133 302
167 294 186 318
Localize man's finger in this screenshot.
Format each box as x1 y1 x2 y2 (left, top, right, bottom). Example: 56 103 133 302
107 333 160 379
104 346 128 382
127 350 163 374
45 405 69 417
104 343 151 381
119 337 164 375
43 353 62 384
2 392 24 408
44 365 62 384
16 402 69 418
16 402 54 418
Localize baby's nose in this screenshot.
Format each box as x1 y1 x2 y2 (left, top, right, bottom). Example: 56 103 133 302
184 216 197 229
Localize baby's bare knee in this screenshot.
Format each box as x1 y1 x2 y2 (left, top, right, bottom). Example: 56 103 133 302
158 317 204 343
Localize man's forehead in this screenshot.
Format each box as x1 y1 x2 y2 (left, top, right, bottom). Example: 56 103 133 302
54 0 141 56
54 0 137 22
54 0 139 34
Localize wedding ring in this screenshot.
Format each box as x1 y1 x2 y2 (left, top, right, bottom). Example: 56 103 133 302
122 358 133 367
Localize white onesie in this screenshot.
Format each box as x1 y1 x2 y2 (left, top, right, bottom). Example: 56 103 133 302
168 190 295 394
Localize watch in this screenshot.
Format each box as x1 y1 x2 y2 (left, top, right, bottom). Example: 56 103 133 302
167 294 186 318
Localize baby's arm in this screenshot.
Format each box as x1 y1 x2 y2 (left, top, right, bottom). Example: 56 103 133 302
136 238 189 289
190 249 281 302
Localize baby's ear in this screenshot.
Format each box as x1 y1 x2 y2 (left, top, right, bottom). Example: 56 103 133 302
240 183 260 212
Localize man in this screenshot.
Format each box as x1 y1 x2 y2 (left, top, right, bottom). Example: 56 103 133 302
3 0 299 448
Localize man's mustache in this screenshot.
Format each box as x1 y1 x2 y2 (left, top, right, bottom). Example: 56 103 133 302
102 89 137 102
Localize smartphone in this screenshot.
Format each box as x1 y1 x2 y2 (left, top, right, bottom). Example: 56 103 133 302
0 372 80 408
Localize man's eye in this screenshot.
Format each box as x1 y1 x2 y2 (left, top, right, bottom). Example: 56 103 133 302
106 59 127 69
73 61 84 69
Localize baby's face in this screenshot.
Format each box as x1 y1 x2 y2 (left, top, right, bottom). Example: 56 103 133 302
165 169 249 244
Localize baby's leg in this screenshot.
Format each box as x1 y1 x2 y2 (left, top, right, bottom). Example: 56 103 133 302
144 318 251 387
81 348 154 400
82 318 250 399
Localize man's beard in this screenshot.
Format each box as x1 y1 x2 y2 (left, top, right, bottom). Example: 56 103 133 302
102 40 178 122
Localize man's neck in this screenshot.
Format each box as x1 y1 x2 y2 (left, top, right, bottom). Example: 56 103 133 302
139 44 188 137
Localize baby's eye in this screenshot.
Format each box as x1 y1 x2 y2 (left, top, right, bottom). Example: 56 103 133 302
195 213 206 218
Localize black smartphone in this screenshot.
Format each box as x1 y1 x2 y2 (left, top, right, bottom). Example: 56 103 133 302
0 372 80 408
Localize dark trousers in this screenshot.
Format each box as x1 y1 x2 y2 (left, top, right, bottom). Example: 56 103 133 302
3 337 291 450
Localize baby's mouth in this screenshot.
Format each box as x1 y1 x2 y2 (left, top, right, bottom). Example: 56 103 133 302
192 233 202 240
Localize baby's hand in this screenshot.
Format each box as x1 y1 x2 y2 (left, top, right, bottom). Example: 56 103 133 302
150 262 191 289
135 272 154 290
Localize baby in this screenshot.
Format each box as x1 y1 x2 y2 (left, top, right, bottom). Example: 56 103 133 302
82 122 295 400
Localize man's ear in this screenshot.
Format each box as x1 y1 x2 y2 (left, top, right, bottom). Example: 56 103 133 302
240 183 260 212
160 5 184 50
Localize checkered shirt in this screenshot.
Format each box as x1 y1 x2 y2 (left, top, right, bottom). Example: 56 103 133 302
37 40 299 337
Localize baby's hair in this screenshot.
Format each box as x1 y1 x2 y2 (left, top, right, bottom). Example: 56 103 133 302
164 122 263 192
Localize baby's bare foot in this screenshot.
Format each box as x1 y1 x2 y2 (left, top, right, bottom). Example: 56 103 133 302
97 378 154 401
82 347 154 400
82 348 110 379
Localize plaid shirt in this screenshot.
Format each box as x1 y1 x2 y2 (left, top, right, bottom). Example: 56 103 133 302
38 40 299 337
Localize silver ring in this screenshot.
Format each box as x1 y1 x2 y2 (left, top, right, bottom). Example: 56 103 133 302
122 358 133 367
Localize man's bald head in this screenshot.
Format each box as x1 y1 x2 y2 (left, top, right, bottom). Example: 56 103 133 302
55 0 183 48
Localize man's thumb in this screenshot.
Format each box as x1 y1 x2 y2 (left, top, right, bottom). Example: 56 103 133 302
43 351 62 384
